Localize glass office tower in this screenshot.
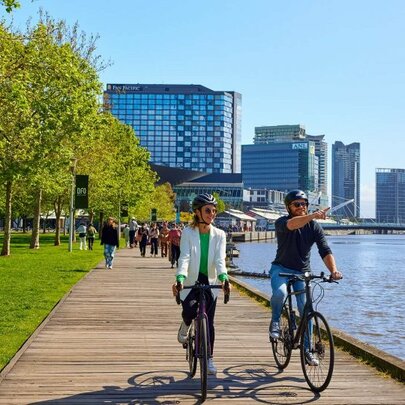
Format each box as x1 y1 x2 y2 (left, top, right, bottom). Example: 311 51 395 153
242 141 318 193
376 168 405 223
250 124 328 206
331 141 360 218
104 84 242 173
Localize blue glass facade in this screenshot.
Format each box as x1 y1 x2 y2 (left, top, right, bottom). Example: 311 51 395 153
376 168 405 223
332 141 360 218
104 84 241 173
241 142 318 193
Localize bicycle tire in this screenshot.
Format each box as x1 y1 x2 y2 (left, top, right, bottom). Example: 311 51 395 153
271 304 293 369
187 322 197 377
300 311 334 392
199 317 208 402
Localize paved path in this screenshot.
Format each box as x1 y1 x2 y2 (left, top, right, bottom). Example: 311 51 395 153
0 248 404 404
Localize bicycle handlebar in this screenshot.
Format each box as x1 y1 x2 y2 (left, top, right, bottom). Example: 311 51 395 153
175 281 230 305
279 271 340 283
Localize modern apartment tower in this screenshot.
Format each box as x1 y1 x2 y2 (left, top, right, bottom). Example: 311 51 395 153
104 84 242 174
331 141 360 218
376 168 405 223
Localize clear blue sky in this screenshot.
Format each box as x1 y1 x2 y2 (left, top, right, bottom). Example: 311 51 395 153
3 0 405 217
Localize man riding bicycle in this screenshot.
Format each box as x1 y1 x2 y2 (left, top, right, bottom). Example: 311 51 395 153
173 193 229 376
269 190 343 366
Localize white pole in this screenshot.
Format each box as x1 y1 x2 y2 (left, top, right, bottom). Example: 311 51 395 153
68 158 77 253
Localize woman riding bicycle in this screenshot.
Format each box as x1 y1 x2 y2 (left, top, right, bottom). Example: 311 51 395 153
269 190 342 366
173 193 229 376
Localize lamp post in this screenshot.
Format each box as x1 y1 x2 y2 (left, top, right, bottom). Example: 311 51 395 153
68 158 77 252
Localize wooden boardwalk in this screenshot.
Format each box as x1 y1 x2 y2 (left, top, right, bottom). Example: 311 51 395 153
0 248 404 404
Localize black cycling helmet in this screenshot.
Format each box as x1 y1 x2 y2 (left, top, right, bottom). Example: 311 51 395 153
192 193 217 211
284 189 308 207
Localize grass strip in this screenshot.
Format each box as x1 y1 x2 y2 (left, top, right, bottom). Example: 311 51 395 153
0 232 105 371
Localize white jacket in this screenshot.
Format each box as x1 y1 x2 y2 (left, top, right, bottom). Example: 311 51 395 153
176 225 227 300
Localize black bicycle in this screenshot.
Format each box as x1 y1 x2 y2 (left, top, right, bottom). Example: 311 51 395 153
176 281 230 402
270 271 340 392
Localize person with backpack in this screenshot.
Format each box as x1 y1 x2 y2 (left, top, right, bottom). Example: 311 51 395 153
86 223 97 251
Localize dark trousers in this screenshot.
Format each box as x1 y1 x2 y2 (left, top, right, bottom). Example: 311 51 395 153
181 273 217 356
87 237 94 250
171 244 180 266
139 241 147 257
129 230 136 247
150 238 158 255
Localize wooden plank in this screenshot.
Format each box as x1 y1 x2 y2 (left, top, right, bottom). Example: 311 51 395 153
0 248 404 404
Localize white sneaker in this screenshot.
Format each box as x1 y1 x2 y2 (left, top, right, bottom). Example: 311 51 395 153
177 321 191 344
207 358 217 375
269 321 280 340
305 351 319 366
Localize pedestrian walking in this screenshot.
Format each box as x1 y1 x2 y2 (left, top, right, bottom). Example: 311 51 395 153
129 217 138 247
76 222 87 250
101 217 119 269
149 223 159 257
86 223 97 250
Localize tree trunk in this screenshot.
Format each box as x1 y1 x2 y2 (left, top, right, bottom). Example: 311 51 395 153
30 188 42 249
99 211 104 239
1 180 13 256
22 216 27 233
88 209 94 225
54 195 62 246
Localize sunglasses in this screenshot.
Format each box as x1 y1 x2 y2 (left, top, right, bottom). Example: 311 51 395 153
291 201 308 208
203 207 217 215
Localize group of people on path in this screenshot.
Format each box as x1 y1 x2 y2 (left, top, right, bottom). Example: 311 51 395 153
123 219 182 268
75 222 98 251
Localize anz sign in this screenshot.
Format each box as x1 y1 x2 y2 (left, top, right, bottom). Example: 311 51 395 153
292 143 308 150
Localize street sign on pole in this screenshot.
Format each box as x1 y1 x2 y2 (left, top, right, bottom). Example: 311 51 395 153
151 208 157 222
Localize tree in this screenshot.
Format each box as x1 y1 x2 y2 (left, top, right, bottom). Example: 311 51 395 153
0 0 20 13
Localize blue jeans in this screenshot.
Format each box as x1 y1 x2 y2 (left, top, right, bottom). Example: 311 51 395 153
270 263 313 351
104 244 116 267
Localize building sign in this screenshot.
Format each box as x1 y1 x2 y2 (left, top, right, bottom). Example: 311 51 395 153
292 143 308 150
107 84 148 92
75 175 88 209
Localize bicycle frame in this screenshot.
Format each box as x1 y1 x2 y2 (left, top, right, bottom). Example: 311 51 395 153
284 274 315 350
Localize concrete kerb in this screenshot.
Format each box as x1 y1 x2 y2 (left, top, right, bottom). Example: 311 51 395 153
228 275 405 383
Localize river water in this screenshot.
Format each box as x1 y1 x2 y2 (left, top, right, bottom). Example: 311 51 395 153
232 234 405 361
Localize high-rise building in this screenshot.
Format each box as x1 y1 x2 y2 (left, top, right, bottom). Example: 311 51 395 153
104 84 242 173
254 124 306 143
331 141 360 218
247 124 328 206
242 141 319 195
307 135 328 197
376 168 405 223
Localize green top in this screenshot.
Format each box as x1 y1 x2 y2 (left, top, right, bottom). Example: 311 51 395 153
176 231 228 283
199 232 210 276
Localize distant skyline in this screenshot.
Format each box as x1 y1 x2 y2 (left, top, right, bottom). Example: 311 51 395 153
3 0 405 217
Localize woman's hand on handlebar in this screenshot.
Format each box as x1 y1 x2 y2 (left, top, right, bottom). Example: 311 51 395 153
172 282 183 296
222 280 231 294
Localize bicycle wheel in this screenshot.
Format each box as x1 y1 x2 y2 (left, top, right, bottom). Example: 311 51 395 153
199 317 208 402
300 311 334 392
187 322 197 377
271 304 293 369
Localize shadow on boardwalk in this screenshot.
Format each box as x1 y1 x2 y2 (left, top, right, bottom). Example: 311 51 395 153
31 364 315 405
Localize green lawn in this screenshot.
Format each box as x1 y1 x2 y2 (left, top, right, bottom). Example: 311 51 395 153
0 232 106 371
